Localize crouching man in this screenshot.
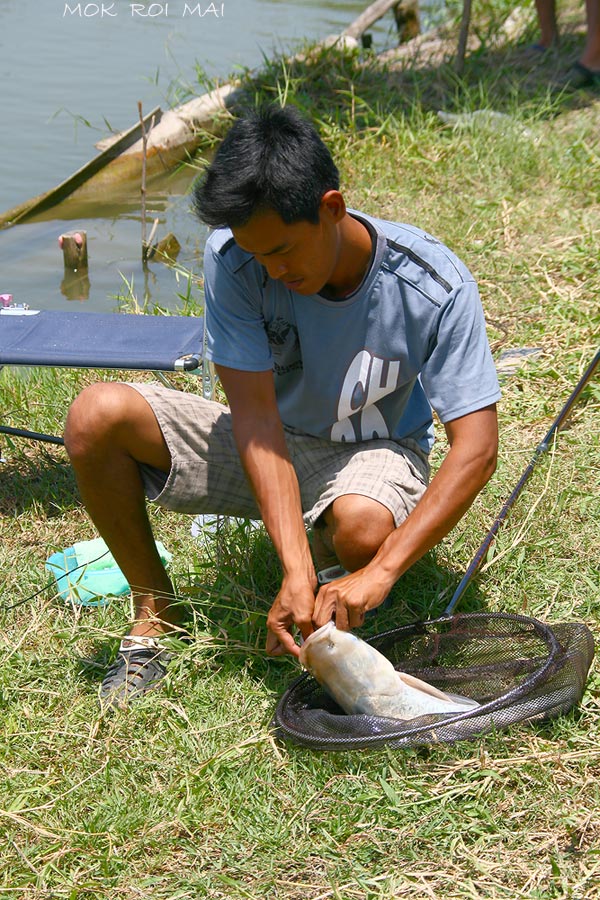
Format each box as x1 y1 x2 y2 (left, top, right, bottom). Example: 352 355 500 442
64 104 500 707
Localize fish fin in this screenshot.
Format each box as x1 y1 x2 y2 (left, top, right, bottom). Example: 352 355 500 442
444 692 480 709
397 671 459 703
397 672 478 708
396 672 450 700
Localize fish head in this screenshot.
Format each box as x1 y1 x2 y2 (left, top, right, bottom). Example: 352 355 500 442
299 621 362 682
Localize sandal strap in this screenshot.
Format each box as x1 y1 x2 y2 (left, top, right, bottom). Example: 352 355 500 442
119 635 165 653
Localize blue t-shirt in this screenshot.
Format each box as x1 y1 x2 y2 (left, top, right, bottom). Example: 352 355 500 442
203 211 501 454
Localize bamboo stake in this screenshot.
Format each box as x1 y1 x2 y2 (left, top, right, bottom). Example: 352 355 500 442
59 231 88 270
140 105 147 256
138 101 151 261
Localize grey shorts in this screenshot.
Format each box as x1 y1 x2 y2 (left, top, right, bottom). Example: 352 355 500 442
129 383 430 528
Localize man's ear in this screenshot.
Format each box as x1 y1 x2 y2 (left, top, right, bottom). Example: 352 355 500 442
320 190 346 223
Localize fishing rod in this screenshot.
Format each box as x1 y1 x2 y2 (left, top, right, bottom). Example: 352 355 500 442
444 346 600 617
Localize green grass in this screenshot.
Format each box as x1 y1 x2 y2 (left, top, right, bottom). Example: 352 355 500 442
1 10 599 899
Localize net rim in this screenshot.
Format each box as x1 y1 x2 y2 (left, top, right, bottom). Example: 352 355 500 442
273 612 567 748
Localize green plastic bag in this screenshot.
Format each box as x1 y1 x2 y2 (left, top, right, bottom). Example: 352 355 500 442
45 537 172 606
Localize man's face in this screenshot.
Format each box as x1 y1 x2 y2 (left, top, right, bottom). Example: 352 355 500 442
231 197 343 297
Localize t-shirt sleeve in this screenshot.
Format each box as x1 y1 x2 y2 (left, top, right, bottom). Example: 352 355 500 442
203 240 273 372
419 280 501 423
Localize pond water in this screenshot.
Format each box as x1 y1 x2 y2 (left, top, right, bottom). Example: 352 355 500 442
0 1 404 312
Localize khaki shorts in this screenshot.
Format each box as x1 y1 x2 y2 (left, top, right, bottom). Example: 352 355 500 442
129 383 430 528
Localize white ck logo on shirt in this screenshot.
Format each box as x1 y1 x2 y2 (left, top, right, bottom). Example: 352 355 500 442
331 350 400 442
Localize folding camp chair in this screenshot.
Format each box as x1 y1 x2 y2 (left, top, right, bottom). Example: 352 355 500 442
0 307 209 445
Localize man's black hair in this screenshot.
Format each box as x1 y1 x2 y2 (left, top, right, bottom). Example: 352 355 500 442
192 104 340 228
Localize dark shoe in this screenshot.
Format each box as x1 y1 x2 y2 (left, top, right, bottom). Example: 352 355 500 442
523 40 559 60
559 62 600 90
99 637 171 709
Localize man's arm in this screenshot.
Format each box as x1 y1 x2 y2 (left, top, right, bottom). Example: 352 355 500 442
312 404 498 630
215 364 317 657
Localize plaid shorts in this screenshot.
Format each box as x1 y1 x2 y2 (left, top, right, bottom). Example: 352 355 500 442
129 383 430 528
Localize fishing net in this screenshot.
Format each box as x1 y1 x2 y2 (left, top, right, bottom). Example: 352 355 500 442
272 613 595 750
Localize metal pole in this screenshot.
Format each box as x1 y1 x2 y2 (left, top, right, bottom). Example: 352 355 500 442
0 425 64 446
455 0 472 75
444 347 600 617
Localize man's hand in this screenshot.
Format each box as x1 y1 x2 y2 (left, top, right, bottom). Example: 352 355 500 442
312 567 393 631
313 406 498 634
266 573 317 657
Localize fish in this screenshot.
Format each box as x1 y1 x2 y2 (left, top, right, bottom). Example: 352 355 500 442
299 621 480 720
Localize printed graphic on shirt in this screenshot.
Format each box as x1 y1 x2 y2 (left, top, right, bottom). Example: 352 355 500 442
265 317 302 376
331 349 401 442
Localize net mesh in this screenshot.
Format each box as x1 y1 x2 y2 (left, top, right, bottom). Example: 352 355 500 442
272 613 595 750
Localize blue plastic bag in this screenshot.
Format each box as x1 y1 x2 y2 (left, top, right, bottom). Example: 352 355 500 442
45 537 171 607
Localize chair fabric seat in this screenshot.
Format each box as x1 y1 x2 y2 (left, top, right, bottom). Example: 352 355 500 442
0 309 204 372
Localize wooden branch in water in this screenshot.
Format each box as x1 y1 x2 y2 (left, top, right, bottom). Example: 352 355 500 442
342 0 401 39
0 107 161 230
0 80 239 229
147 218 160 250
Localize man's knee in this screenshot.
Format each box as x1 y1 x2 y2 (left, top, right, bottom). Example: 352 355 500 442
65 383 171 472
324 495 395 570
65 383 144 460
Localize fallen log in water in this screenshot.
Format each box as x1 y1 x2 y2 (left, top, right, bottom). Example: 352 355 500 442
0 82 240 229
87 81 241 196
0 1 414 229
0 107 162 229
